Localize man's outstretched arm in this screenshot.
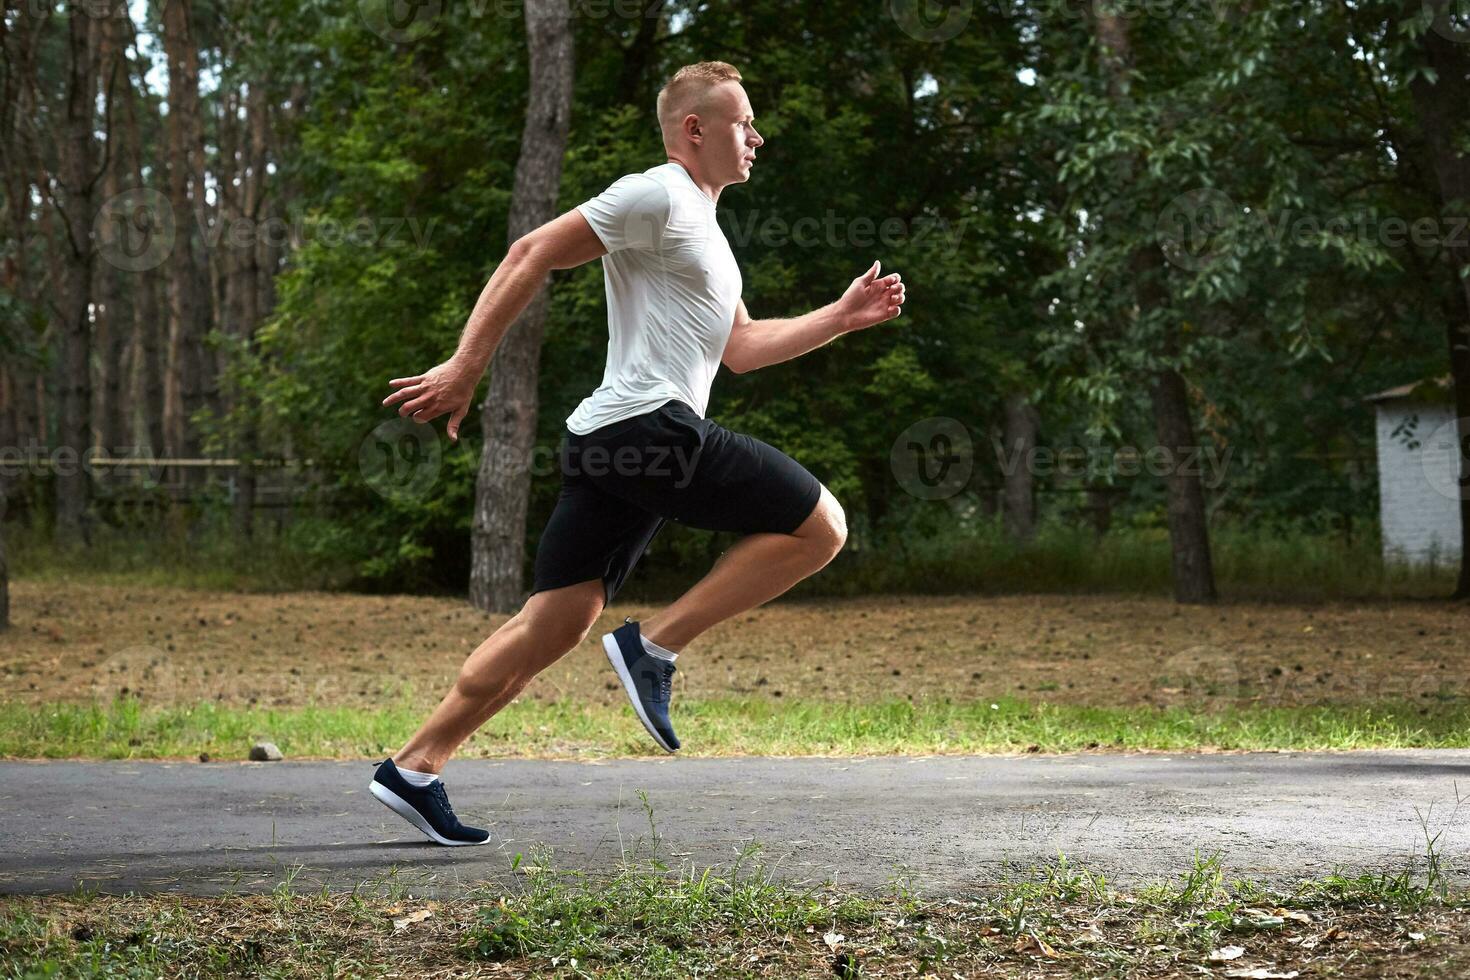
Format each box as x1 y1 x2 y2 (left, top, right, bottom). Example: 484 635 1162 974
721 260 906 375
382 209 607 441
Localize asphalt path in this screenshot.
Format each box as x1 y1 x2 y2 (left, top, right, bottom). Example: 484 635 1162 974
2 751 1467 897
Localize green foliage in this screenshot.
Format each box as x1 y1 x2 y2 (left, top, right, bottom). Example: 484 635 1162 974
182 0 1464 590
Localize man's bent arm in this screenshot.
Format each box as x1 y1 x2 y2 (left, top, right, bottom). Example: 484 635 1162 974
452 209 608 376
382 209 606 440
722 261 906 375
720 300 851 374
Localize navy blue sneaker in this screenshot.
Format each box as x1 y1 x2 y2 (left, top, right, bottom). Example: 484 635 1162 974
369 759 490 846
602 618 680 752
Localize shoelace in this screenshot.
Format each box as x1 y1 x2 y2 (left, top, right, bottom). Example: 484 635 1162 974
428 781 461 827
656 664 674 704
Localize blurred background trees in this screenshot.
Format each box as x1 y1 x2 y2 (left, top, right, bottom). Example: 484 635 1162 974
2 0 1467 609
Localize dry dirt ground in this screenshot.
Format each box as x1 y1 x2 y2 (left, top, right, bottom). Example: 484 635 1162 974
2 580 1465 711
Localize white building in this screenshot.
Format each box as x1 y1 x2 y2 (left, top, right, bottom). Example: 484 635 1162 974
1365 376 1463 566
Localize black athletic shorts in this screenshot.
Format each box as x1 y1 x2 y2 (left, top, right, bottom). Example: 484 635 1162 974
530 398 823 606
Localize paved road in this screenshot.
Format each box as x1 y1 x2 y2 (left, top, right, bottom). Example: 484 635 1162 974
2 751 1467 898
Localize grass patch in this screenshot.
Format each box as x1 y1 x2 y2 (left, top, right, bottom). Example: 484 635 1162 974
5 695 1470 761
1 848 1465 978
9 514 1459 601
728 519 1460 602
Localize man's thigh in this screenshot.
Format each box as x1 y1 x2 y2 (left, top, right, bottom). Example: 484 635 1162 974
580 405 819 536
671 421 823 535
530 471 665 608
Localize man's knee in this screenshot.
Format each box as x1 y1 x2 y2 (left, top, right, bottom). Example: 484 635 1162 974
798 485 847 560
518 582 604 653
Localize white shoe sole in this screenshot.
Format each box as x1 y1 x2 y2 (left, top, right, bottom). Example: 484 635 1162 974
369 780 489 846
603 632 677 753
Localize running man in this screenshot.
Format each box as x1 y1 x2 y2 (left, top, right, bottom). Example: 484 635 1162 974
371 62 906 845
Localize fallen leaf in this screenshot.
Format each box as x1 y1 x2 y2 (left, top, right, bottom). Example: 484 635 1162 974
823 931 845 951
1209 945 1246 962
1013 933 1060 958
392 909 432 932
1407 931 1425 941
1224 969 1299 979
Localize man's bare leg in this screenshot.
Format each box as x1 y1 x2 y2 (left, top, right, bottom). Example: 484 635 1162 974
638 484 846 653
393 578 606 773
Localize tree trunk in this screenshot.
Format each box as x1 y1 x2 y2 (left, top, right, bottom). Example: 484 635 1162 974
1151 368 1218 602
1 5 43 461
1001 391 1038 542
469 0 576 612
120 14 166 456
93 8 132 457
160 0 211 482
1405 12 1470 600
229 79 275 540
1091 7 1217 603
0 477 9 630
53 1 100 546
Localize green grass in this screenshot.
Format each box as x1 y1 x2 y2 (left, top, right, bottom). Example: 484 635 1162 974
2 846 1465 978
9 512 1459 600
5 695 1470 761
782 520 1459 601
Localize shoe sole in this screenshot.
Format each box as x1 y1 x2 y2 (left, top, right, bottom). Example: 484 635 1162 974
369 780 489 847
602 632 677 753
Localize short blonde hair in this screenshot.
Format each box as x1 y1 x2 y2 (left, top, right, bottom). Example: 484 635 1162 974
657 61 743 143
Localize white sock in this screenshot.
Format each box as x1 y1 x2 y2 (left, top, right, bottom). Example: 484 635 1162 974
641 635 679 662
396 765 441 788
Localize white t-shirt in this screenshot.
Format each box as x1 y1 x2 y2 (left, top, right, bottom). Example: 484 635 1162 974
566 162 743 435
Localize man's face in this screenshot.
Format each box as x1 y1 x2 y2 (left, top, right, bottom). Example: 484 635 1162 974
701 82 763 185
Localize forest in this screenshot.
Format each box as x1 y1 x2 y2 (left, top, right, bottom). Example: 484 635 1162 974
2 0 1468 620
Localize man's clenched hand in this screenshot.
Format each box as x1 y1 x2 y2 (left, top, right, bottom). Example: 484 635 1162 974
836 260 905 332
382 357 479 443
